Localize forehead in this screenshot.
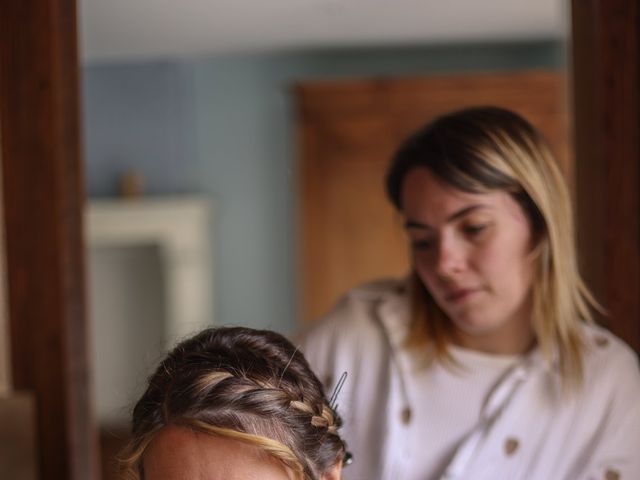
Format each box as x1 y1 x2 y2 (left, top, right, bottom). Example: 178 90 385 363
143 426 292 480
400 168 524 223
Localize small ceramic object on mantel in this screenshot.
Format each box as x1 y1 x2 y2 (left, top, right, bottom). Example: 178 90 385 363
119 169 145 198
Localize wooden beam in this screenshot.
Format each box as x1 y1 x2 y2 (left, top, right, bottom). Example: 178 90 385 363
572 0 640 351
0 0 100 478
0 130 10 397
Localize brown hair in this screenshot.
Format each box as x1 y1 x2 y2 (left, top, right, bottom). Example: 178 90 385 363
385 106 599 386
119 327 346 480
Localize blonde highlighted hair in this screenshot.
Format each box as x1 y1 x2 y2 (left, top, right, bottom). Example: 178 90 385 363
120 421 307 480
119 327 345 480
386 106 599 386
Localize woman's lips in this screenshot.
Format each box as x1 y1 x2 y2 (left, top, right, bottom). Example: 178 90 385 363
445 288 479 303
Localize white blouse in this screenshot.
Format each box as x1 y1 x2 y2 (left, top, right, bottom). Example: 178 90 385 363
299 279 640 480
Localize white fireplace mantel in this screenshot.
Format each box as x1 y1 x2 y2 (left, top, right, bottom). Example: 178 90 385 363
85 195 213 350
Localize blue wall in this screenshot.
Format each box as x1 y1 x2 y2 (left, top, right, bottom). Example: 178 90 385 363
83 62 199 196
82 41 565 334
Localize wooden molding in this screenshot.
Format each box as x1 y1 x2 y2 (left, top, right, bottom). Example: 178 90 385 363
0 130 10 396
0 0 100 477
571 0 640 351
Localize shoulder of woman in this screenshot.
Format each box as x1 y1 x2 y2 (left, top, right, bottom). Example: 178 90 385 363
342 277 408 303
308 277 407 329
580 323 640 391
295 278 406 392
296 277 407 352
564 325 640 480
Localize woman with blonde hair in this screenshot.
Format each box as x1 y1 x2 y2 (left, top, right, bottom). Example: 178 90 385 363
301 106 640 479
120 326 348 480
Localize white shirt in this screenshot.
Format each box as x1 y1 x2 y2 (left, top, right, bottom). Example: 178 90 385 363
299 279 640 480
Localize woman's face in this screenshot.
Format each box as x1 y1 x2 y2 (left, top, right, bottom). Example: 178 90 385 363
143 426 294 480
400 168 536 354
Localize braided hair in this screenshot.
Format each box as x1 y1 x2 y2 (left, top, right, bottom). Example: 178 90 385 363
119 327 346 480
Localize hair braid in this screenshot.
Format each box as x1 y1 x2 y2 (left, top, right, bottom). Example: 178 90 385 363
119 327 346 480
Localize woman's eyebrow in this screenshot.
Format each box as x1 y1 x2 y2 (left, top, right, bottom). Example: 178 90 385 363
404 205 490 230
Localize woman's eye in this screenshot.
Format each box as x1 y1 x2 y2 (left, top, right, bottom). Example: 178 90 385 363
463 224 487 236
411 238 434 250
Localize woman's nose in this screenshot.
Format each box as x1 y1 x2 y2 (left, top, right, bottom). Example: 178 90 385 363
434 238 465 279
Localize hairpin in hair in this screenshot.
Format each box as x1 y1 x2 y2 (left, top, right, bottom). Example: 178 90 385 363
278 346 300 387
328 371 348 410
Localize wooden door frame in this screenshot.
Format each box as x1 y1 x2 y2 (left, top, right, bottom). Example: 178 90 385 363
0 0 100 478
571 0 640 352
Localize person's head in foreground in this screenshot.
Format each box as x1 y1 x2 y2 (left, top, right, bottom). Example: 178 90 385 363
386 106 597 384
119 327 347 480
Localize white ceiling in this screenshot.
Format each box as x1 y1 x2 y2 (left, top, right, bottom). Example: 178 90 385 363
79 0 568 62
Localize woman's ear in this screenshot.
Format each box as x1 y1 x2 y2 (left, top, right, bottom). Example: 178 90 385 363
320 461 342 480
